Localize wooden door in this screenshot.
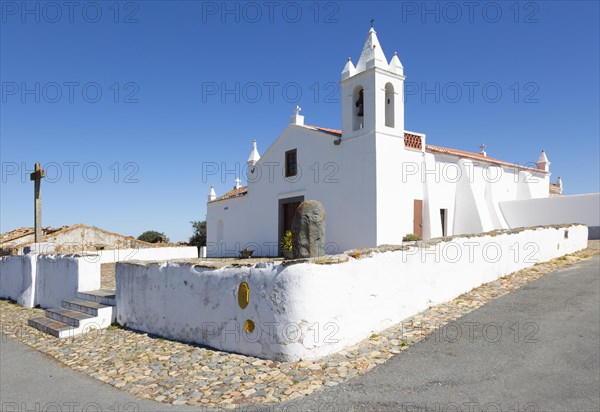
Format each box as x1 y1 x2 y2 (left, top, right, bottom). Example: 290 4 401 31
413 199 423 238
282 201 301 236
278 196 304 255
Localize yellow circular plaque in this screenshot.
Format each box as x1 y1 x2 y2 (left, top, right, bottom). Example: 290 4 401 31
244 319 255 333
238 282 250 309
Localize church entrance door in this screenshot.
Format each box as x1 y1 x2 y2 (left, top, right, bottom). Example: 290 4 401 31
278 196 304 256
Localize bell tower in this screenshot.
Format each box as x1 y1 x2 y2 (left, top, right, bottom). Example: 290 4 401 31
340 27 405 140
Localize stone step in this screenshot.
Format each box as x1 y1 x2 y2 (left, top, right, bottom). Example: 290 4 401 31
62 298 116 323
28 316 75 339
76 289 116 306
45 307 94 327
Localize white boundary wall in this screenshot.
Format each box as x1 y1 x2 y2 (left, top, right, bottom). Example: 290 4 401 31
500 193 600 239
82 246 198 264
0 255 101 308
0 255 37 307
116 224 588 361
0 247 197 308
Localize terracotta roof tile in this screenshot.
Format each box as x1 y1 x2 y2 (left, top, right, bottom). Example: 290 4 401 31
1 224 155 250
304 124 547 174
303 125 342 136
0 226 67 244
549 183 563 196
425 144 547 174
210 186 248 203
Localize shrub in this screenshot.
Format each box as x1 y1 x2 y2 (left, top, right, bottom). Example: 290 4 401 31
281 230 293 252
137 230 168 243
402 233 422 242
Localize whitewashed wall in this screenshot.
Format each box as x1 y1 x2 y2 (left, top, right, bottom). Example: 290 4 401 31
85 246 198 264
0 255 101 308
500 194 600 239
35 255 101 308
0 254 37 307
117 224 587 361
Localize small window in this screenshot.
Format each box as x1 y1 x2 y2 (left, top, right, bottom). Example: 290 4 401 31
285 149 297 177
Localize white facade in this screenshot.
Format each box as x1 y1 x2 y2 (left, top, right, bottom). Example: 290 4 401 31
206 28 552 257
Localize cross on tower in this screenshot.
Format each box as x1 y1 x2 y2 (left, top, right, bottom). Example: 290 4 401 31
30 162 45 243
370 18 375 28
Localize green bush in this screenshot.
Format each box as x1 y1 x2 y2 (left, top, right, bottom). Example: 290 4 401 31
402 233 422 242
137 230 168 243
281 230 293 252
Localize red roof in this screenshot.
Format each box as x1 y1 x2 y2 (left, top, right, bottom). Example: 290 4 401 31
303 125 343 136
425 144 546 174
303 125 547 174
209 186 248 203
549 183 563 196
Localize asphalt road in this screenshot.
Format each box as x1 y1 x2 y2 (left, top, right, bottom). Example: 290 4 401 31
285 255 600 412
1 256 599 412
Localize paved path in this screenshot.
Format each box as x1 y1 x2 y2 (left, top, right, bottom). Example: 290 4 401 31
1 256 598 412
0 332 191 412
285 255 600 412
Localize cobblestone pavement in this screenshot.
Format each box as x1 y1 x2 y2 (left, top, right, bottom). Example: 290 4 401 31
1 244 598 408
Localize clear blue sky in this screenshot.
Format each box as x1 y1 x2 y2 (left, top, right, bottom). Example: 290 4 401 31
1 1 599 242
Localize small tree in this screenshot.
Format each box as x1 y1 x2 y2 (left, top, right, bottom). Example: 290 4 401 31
138 230 168 243
189 220 207 248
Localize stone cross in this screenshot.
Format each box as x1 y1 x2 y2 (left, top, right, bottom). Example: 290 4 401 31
30 162 45 243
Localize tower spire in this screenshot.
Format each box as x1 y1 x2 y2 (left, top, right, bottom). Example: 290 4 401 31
208 186 216 202
355 27 388 72
536 149 550 172
247 139 261 167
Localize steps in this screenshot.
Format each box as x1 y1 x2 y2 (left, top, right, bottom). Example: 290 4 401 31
28 289 116 339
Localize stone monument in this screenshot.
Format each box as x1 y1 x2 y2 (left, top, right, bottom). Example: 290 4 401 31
291 200 326 258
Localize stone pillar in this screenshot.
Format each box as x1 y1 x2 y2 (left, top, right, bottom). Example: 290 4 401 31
291 200 326 258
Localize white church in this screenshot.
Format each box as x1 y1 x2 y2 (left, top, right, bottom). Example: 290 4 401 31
206 28 563 257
